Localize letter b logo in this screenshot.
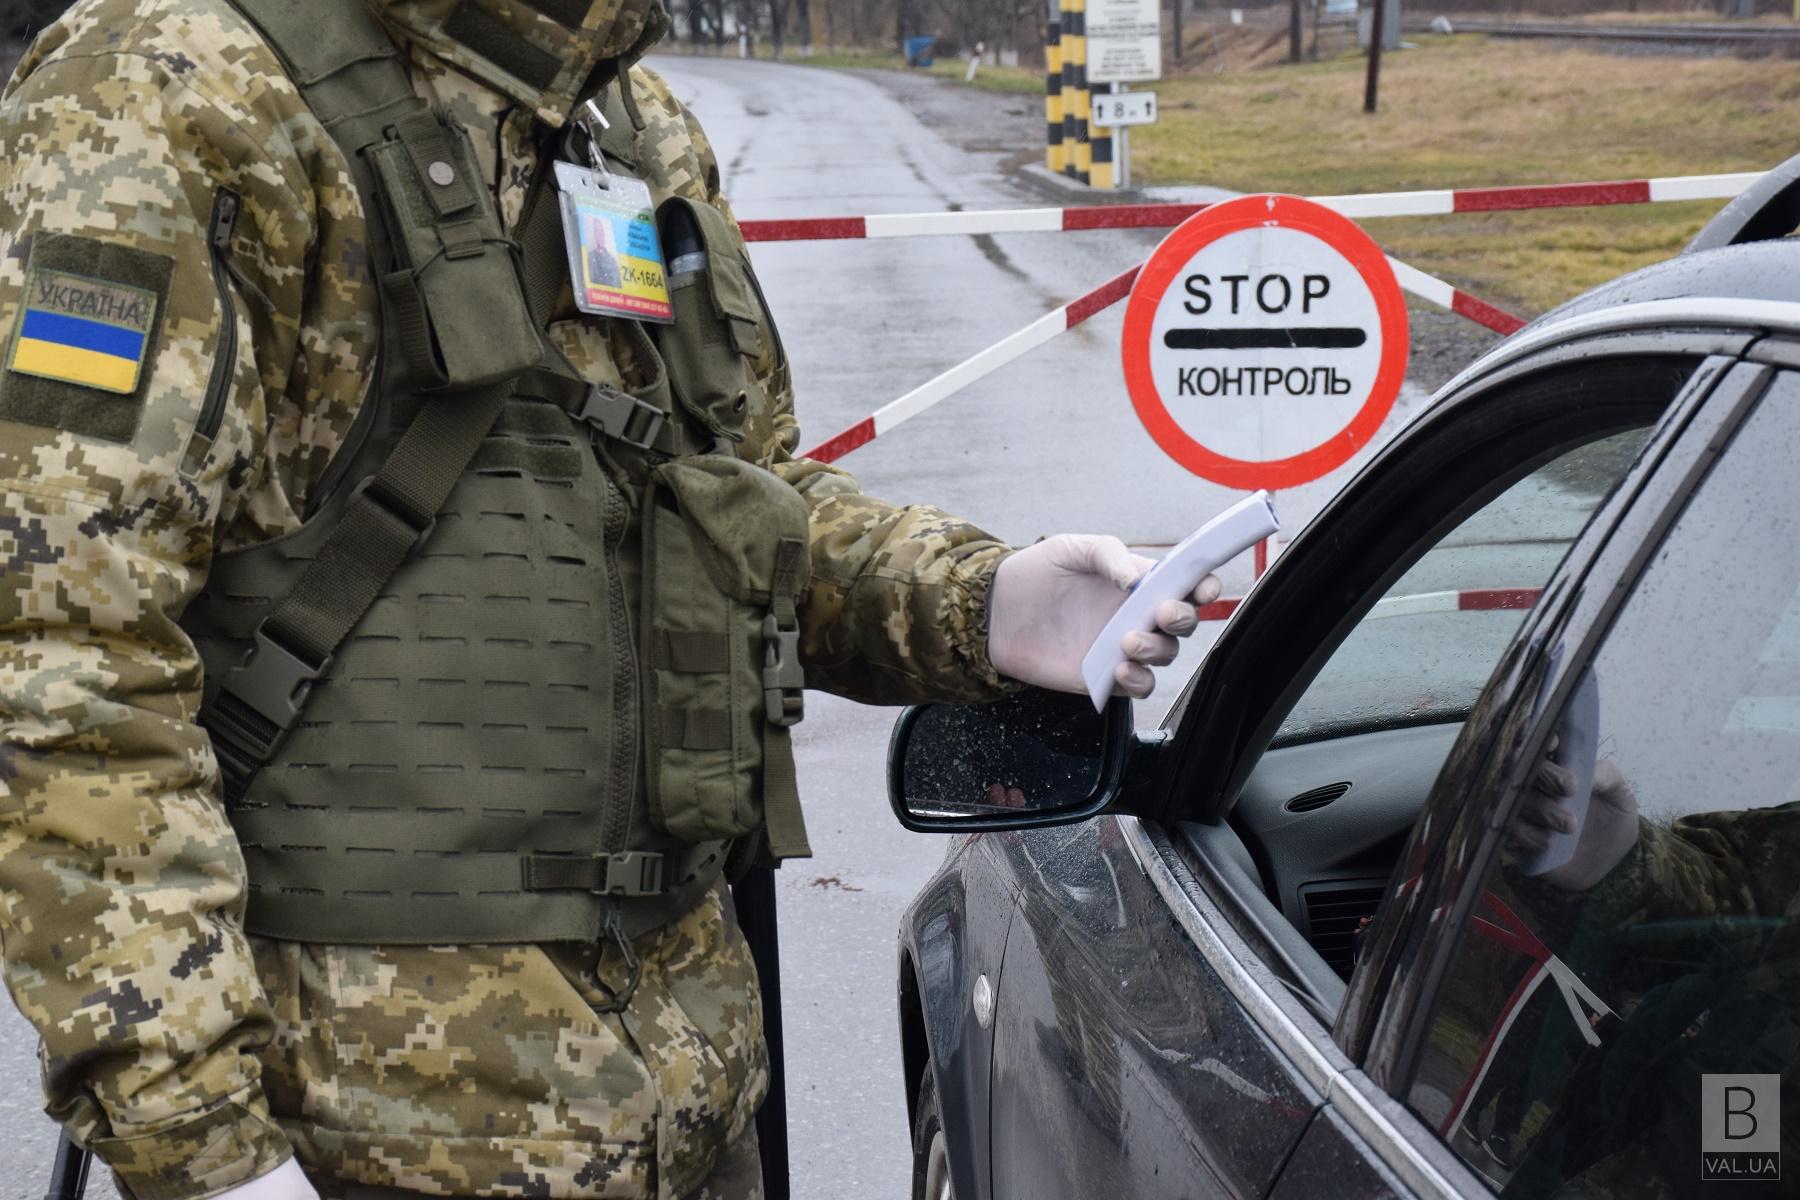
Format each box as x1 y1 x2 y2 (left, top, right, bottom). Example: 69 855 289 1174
1727 1086 1760 1142
1703 1074 1781 1182
1705 1075 1780 1151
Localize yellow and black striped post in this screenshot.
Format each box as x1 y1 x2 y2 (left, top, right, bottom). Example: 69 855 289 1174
1089 90 1115 189
1059 0 1089 184
1045 20 1065 174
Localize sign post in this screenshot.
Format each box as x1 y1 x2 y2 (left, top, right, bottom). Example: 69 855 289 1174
1120 194 1409 557
1085 0 1160 189
1089 87 1156 189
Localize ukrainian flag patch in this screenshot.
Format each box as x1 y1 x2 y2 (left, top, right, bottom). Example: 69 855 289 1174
9 268 157 394
2 233 173 443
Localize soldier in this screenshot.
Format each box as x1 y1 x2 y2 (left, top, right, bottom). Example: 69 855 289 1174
1498 743 1800 1196
0 3 1220 1199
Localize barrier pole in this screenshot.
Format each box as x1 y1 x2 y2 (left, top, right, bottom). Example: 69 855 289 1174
1089 83 1116 188
1060 0 1091 184
1046 19 1066 173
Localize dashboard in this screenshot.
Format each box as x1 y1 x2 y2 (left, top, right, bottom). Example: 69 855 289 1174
1229 722 1464 975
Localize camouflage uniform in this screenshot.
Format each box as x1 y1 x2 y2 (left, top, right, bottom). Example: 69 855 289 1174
1499 804 1800 1199
0 2 1014 1197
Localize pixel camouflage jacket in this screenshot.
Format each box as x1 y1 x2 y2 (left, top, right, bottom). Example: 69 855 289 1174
0 1 1013 1196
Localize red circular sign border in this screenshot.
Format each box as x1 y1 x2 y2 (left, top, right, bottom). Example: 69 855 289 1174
1121 194 1410 490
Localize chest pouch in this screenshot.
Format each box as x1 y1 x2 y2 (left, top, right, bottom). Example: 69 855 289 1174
653 197 780 444
643 454 812 860
367 108 542 390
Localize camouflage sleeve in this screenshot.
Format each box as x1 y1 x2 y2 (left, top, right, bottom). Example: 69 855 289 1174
1600 801 1800 922
768 462 1018 706
0 27 308 1198
631 68 1019 706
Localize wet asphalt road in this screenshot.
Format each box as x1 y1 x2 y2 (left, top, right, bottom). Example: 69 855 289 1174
655 56 1445 1200
2 54 1468 1200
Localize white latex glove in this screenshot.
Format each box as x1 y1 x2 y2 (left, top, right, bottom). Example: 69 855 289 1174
1510 737 1642 892
213 1158 319 1200
988 534 1222 699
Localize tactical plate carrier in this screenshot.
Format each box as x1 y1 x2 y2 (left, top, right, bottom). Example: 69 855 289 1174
182 0 810 951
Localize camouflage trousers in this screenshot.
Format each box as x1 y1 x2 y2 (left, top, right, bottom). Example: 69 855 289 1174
306 1127 765 1200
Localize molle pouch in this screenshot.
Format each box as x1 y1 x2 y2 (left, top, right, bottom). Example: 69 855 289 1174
643 454 812 857
367 108 541 390
654 197 781 442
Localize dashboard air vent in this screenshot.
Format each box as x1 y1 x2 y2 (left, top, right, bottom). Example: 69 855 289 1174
1284 782 1351 813
1301 884 1386 979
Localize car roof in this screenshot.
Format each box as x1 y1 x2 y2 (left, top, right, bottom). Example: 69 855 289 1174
1431 239 1800 410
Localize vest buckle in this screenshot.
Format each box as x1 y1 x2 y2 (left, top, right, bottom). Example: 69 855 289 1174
761 613 805 727
578 384 668 452
602 851 666 897
203 627 332 802
521 851 666 897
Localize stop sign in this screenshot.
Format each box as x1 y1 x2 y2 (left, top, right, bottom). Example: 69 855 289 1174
1121 194 1409 489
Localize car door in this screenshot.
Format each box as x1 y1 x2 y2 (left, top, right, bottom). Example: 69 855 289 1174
984 325 1723 1198
1322 348 1800 1197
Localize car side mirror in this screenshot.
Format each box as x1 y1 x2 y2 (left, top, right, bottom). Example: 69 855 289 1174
888 688 1158 832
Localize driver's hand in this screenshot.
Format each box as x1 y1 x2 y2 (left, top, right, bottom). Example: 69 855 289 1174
1510 736 1641 892
987 534 1222 700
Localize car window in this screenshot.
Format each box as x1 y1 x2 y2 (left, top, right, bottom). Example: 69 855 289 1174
1276 430 1647 745
1402 376 1800 1195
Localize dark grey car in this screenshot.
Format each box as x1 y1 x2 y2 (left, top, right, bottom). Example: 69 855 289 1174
891 161 1800 1199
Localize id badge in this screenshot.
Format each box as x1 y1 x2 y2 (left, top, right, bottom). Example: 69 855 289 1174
554 160 674 323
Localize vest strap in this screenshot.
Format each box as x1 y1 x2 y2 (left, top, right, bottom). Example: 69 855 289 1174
656 629 732 673
514 366 709 458
522 851 666 897
761 727 810 861
661 707 733 751
230 0 400 87
760 536 811 860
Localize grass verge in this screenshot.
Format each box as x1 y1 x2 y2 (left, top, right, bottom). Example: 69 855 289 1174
1134 35 1799 314
667 34 1794 316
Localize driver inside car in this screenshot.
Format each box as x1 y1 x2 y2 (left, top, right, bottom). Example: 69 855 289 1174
1482 738 1800 1198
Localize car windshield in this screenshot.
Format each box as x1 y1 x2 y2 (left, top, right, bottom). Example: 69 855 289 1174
1275 430 1648 745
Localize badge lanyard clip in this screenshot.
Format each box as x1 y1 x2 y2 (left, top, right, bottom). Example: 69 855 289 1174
572 97 613 189
552 98 675 324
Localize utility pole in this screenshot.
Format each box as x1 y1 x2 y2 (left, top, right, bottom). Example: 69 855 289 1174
1289 0 1302 62
1173 0 1182 64
1362 0 1385 113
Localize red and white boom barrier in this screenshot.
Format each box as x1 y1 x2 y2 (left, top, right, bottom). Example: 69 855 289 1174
800 251 1516 463
740 172 1759 243
751 171 1761 463
804 266 1140 462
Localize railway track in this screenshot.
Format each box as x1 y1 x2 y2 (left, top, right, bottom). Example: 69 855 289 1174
1402 16 1800 49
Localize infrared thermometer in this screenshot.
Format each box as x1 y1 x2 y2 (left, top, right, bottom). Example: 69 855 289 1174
1081 490 1281 711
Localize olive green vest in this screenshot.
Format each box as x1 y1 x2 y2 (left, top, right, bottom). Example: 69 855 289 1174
183 0 811 950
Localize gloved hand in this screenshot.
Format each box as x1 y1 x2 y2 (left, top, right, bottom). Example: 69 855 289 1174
1510 736 1641 892
988 534 1222 699
213 1158 319 1200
